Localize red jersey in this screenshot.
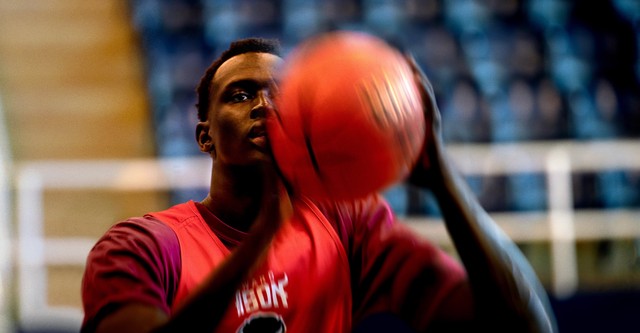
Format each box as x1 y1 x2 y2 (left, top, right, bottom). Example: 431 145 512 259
81 195 465 332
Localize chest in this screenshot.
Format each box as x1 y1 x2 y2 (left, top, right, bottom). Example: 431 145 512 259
174 205 352 332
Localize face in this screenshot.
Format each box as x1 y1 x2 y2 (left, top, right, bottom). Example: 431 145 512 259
198 52 283 166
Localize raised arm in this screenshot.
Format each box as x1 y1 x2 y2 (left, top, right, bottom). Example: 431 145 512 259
406 56 557 333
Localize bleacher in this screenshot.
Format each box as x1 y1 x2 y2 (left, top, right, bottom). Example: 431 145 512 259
130 0 640 211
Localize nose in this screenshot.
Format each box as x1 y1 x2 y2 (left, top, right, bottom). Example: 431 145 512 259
250 90 274 119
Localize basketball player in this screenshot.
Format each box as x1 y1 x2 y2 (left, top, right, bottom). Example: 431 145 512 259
81 38 557 333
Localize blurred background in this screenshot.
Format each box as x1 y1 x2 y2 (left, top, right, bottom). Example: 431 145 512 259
0 0 639 332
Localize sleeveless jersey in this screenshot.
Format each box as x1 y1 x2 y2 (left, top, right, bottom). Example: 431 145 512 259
149 199 352 333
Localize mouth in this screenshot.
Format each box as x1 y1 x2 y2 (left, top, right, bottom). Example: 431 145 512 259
249 124 268 148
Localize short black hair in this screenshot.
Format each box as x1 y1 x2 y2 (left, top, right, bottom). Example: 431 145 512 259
195 38 282 121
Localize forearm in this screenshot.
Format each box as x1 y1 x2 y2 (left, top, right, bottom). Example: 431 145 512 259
155 231 273 333
426 140 556 332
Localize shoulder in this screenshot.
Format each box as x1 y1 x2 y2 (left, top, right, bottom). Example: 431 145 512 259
85 212 183 287
82 214 182 331
94 201 197 249
303 194 395 247
311 194 392 220
93 216 179 253
86 215 181 281
311 194 394 228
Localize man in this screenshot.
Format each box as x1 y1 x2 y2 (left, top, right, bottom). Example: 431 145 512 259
81 37 556 333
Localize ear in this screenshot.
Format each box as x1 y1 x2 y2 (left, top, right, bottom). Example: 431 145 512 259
196 120 215 154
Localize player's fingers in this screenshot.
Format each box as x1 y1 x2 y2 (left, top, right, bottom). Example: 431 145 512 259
404 53 442 130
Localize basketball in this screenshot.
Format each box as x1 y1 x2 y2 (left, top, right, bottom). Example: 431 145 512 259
268 31 426 200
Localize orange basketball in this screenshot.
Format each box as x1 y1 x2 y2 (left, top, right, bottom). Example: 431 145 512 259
268 31 426 200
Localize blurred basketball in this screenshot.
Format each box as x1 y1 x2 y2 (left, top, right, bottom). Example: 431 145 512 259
268 31 426 200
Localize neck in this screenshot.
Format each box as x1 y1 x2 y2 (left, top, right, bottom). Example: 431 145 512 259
202 163 267 232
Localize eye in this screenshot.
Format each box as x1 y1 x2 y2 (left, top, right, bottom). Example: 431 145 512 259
230 91 253 103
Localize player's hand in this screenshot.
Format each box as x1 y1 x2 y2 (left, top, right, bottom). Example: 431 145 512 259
252 163 292 239
404 54 445 189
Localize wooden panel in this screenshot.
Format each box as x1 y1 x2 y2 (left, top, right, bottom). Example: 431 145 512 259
43 189 169 238
0 50 145 86
8 121 155 160
47 265 84 308
3 85 149 117
0 0 155 161
0 0 134 47
0 2 143 85
0 0 119 15
0 0 161 316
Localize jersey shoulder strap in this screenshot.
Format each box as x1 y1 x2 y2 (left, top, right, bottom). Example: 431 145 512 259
147 200 229 310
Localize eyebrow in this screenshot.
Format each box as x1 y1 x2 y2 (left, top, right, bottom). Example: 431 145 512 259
221 78 279 95
231 78 268 89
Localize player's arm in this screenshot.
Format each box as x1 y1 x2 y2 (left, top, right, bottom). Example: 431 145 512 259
92 232 277 333
92 236 275 333
80 217 178 333
406 56 557 333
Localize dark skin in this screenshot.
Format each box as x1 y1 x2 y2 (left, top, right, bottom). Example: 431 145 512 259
406 55 555 332
196 53 288 232
94 52 556 333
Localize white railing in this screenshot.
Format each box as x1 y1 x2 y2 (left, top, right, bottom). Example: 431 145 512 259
0 96 14 333
13 139 640 332
15 157 211 332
